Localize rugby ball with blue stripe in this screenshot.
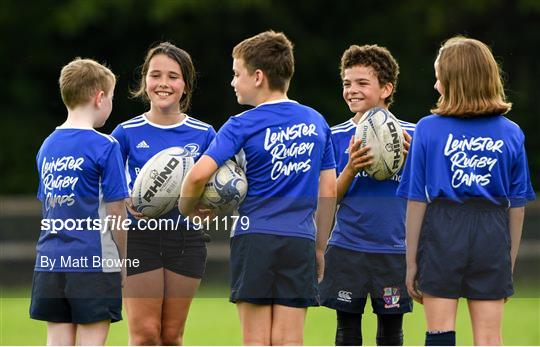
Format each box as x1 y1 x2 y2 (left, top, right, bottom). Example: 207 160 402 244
200 160 247 215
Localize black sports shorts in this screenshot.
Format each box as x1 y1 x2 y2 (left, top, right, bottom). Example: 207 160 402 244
229 233 318 308
30 271 122 324
319 245 412 314
127 228 207 279
417 198 513 299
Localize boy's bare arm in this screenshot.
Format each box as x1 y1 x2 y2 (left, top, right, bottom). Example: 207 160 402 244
106 200 127 261
315 168 337 282
337 137 371 202
106 200 127 286
179 155 218 216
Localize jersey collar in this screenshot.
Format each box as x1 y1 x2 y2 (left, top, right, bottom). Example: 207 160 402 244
257 99 298 108
142 113 189 129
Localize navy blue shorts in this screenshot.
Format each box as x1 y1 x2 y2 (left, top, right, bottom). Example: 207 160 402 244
319 245 413 314
30 271 122 324
230 233 318 308
127 229 207 278
417 199 513 300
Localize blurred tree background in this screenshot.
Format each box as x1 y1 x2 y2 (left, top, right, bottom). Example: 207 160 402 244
1 0 538 194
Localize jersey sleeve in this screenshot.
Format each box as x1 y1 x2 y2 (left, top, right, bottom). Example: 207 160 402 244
397 123 427 202
204 126 217 152
36 147 44 201
204 117 245 167
111 125 129 164
508 133 536 207
321 125 336 170
99 140 129 202
331 132 343 175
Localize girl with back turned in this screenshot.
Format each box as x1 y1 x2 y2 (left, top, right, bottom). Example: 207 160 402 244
397 36 535 345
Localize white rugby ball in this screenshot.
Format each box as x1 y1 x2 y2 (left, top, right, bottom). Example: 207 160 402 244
200 160 248 215
355 107 405 181
131 146 194 218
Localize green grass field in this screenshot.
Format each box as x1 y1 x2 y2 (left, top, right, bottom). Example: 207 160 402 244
1 285 539 345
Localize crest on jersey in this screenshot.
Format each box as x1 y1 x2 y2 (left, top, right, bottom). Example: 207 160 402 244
184 143 200 156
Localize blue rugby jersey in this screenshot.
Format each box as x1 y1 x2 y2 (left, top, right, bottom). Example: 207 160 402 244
397 114 535 207
204 100 336 240
111 114 216 220
328 118 416 254
35 127 129 272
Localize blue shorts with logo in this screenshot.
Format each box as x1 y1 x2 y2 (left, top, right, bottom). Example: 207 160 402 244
229 233 318 308
417 198 513 300
319 245 412 314
30 271 122 324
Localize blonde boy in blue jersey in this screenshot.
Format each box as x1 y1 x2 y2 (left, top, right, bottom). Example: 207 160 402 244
30 58 129 346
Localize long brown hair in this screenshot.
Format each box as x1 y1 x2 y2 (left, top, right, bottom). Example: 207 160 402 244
431 36 511 117
132 42 195 112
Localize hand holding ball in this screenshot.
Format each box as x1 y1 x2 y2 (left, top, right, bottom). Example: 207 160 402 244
355 107 405 180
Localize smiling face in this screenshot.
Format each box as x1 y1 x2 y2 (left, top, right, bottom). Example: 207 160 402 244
145 53 185 114
342 65 392 117
231 58 258 106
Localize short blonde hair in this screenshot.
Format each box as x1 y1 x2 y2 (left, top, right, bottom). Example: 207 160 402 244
232 30 294 92
59 58 116 109
431 36 511 117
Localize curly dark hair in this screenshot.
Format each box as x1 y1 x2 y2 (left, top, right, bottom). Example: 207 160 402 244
340 44 399 106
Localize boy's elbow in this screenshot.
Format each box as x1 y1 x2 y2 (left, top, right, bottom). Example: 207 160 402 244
319 183 337 199
181 166 211 199
178 198 190 216
184 156 217 191
106 200 127 217
186 169 209 188
327 183 338 198
319 170 337 198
